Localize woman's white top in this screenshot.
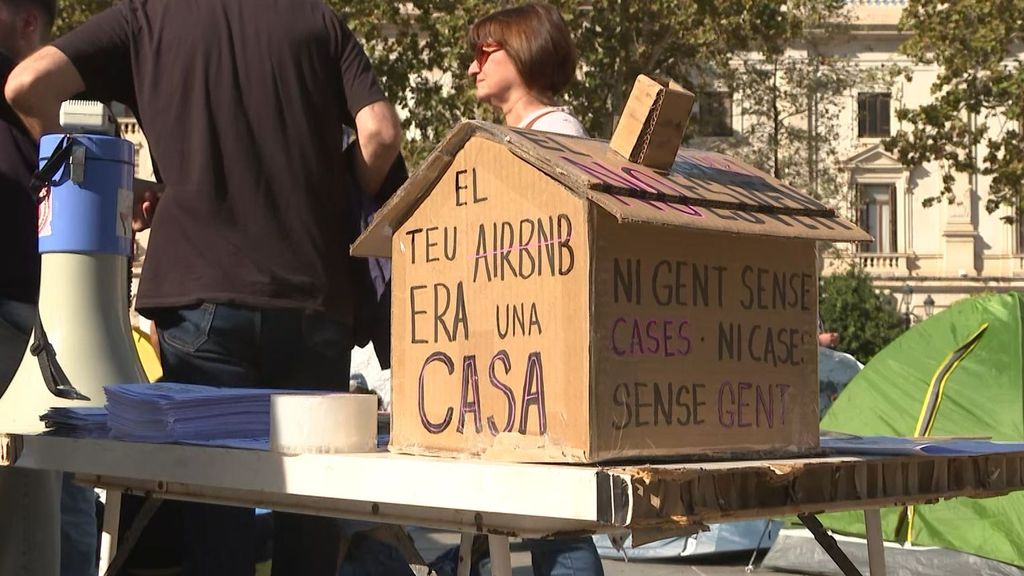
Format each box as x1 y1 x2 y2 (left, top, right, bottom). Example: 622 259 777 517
516 106 589 137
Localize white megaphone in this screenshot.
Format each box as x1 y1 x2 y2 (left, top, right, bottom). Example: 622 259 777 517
0 101 147 432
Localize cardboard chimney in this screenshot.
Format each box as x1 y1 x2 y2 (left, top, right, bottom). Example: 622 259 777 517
610 74 694 170
353 115 868 464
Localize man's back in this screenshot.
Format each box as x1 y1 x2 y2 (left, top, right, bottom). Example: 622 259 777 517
54 0 388 322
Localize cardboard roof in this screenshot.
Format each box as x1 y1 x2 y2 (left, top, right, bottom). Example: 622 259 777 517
351 121 871 258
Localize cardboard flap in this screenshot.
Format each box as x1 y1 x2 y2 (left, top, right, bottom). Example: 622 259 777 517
351 121 869 258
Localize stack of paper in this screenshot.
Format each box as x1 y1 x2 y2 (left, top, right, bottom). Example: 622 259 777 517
40 406 109 437
821 435 1024 456
104 383 300 443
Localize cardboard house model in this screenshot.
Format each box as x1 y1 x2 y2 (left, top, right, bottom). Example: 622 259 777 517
352 121 870 463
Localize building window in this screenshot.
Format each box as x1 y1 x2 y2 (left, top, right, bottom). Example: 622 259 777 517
858 183 897 253
692 91 733 137
858 92 891 138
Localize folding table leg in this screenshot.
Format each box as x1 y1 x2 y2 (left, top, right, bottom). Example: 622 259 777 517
798 513 863 576
99 493 162 576
457 532 474 576
488 534 513 576
864 509 887 575
98 488 121 575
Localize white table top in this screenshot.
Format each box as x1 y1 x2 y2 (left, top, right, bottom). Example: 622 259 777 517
5 433 1024 539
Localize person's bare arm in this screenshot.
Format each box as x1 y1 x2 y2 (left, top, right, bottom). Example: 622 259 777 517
5 46 85 140
132 178 163 232
7 47 164 231
351 100 402 197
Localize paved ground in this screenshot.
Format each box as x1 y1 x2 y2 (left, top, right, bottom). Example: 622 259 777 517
410 528 794 576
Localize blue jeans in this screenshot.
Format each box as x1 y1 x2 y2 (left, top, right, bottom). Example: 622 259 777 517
152 302 353 576
526 537 604 576
338 524 418 576
61 474 98 576
432 535 604 576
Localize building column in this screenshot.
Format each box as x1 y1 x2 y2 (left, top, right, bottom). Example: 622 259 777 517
942 172 979 276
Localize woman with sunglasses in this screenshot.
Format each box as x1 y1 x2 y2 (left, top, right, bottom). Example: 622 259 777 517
456 5 602 576
467 2 588 137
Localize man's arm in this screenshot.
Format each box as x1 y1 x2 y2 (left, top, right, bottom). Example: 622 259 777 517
332 14 402 196
351 100 402 197
6 47 161 231
4 47 85 140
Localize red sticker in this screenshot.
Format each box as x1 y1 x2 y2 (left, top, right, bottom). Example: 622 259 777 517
38 188 52 237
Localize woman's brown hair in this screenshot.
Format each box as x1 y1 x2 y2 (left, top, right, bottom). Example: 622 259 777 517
468 3 577 98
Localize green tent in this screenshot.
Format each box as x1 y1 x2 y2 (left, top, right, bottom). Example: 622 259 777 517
820 292 1024 568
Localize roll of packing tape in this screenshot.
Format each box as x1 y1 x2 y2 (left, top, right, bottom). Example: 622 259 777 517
270 393 378 455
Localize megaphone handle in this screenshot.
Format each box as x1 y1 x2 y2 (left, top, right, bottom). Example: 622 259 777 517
28 134 75 203
29 313 90 402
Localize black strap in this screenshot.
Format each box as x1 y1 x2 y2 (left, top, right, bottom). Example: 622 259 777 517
30 314 89 401
28 134 74 204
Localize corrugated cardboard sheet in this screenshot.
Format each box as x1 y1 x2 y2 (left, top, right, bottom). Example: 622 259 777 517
388 138 593 462
611 451 1024 530
589 211 820 461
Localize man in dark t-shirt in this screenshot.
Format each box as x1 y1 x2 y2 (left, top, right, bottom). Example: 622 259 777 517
6 1 402 575
0 4 64 576
8 0 400 322
0 1 43 361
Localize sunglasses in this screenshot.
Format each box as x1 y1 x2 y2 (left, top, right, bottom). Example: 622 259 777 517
474 42 503 69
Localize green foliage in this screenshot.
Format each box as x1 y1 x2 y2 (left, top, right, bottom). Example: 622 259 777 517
819 264 906 362
885 0 1024 220
53 0 114 37
338 0 497 164
711 1 882 201
58 0 877 179
562 0 800 139
339 0 814 166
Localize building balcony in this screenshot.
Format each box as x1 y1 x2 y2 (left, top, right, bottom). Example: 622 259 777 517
823 251 916 278
117 117 140 136
852 252 914 276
